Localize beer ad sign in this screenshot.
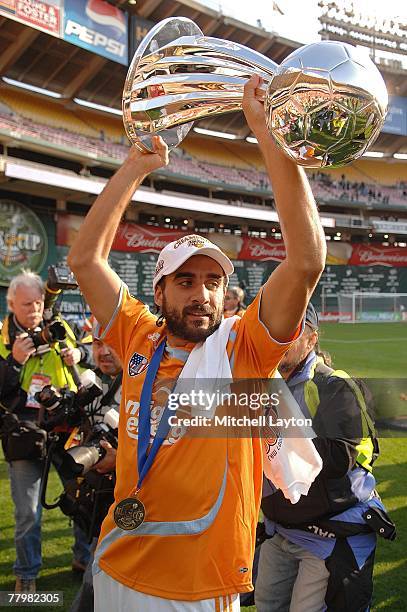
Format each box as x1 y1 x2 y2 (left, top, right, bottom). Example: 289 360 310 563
56 214 407 266
0 0 62 37
0 200 48 286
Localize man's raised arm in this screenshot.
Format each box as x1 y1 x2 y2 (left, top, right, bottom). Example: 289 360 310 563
242 75 326 342
67 137 169 328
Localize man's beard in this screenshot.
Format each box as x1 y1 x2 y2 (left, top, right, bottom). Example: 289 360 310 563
277 359 293 375
161 297 223 342
278 352 307 377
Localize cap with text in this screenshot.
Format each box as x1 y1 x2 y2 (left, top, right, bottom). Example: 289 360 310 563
153 234 234 290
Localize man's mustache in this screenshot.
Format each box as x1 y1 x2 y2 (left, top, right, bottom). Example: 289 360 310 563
183 305 214 317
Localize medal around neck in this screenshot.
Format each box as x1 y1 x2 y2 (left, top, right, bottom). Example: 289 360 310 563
113 338 168 531
114 496 146 530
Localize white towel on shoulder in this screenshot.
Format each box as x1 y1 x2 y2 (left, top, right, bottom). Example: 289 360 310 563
178 315 237 381
173 315 322 503
173 315 237 418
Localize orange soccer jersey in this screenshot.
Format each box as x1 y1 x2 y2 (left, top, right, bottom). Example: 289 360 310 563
95 285 300 601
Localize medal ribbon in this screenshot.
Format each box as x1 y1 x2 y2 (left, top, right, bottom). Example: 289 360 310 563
136 338 172 491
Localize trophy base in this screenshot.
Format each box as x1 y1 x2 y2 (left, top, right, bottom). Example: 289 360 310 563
123 17 203 153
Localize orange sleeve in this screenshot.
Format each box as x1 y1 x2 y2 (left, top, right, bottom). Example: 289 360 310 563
233 288 304 378
99 283 156 362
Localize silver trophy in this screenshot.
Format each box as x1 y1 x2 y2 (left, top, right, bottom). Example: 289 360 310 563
123 17 388 168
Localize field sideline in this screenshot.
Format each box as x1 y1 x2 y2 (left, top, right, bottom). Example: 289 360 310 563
0 323 406 610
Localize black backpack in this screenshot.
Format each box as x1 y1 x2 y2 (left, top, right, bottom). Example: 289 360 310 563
58 470 116 540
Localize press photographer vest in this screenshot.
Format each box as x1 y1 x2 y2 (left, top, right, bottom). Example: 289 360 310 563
0 314 79 400
262 355 379 526
304 358 378 471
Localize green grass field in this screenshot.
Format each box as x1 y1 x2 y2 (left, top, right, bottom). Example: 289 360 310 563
0 323 406 611
320 322 407 377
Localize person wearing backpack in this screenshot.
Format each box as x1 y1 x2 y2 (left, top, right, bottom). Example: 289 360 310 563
255 303 396 612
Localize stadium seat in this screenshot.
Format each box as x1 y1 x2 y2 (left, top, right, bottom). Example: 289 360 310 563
0 89 99 138
0 88 405 210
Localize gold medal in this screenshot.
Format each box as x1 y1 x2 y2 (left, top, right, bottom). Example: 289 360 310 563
113 497 146 530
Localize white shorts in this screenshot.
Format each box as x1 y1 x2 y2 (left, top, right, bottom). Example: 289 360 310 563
93 570 240 611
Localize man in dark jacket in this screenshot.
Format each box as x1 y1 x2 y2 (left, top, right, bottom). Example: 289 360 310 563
0 271 91 593
69 328 122 612
255 304 394 612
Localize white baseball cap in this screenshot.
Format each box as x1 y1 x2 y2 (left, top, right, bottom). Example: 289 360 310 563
153 234 234 290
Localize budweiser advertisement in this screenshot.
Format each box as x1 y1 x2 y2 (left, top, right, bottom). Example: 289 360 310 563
349 244 407 267
57 214 407 266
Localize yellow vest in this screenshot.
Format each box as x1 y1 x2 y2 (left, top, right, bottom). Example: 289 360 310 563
0 316 79 393
303 357 377 472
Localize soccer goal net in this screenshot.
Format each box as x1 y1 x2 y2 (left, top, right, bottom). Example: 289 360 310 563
337 293 407 323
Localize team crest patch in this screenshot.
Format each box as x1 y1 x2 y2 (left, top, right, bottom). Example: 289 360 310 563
263 406 283 459
128 352 149 377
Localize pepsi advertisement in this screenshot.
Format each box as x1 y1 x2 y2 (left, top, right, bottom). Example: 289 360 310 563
383 95 407 137
64 0 128 65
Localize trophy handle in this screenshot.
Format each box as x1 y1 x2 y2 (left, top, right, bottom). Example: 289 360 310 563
123 17 278 152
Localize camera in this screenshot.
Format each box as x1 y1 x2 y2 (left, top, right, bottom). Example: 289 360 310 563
37 376 119 538
29 320 67 348
61 408 119 478
35 369 103 431
47 408 119 539
47 264 78 292
27 263 75 347
43 264 78 322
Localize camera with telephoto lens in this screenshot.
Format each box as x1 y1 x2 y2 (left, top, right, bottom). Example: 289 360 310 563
29 320 67 348
56 408 119 479
43 264 78 322
46 408 119 540
34 370 103 431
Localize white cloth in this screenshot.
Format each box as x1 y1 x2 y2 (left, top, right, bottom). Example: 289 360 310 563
178 314 237 380
94 570 240 611
173 315 238 418
173 314 322 504
261 371 322 504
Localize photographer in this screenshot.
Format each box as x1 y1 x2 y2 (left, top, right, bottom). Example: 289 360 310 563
0 271 91 594
68 328 121 612
255 304 395 612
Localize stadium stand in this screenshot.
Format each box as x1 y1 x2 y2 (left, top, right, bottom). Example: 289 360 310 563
0 89 99 138
74 108 126 144
0 88 405 212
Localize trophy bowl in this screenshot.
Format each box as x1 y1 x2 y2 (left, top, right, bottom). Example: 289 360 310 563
122 16 277 153
265 41 388 167
122 17 204 152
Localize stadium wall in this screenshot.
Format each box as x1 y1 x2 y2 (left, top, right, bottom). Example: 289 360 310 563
1 195 407 321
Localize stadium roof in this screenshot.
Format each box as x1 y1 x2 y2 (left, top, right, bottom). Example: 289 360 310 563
0 0 406 154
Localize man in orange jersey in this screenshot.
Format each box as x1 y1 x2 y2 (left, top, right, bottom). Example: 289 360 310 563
68 75 326 611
